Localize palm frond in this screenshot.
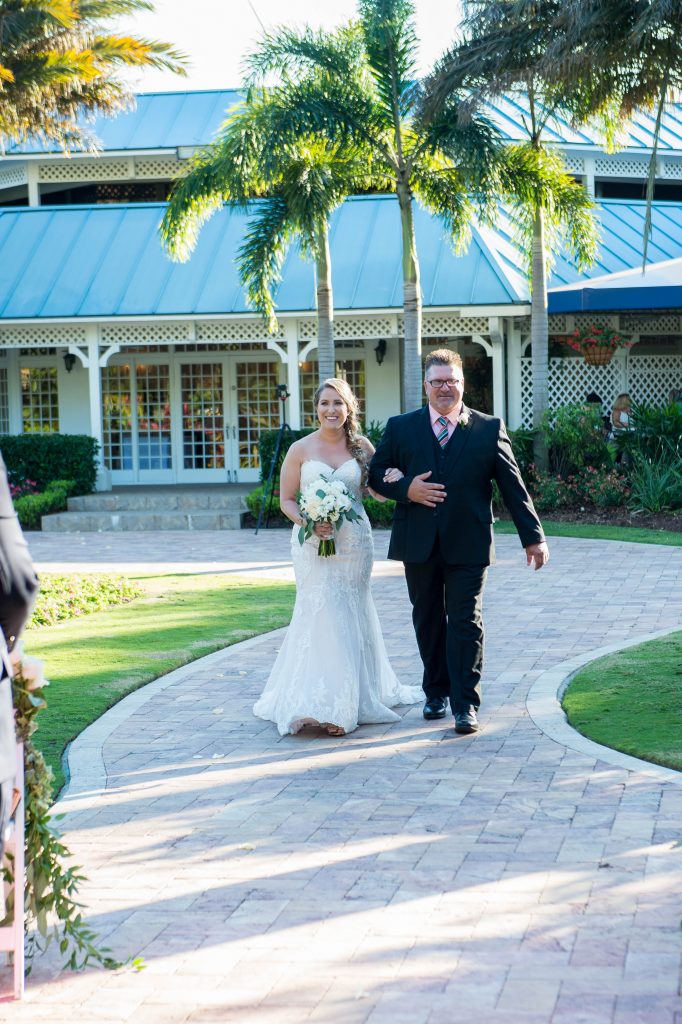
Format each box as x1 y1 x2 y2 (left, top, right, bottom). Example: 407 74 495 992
238 197 295 334
411 164 473 253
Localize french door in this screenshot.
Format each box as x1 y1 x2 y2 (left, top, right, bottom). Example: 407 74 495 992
103 355 281 483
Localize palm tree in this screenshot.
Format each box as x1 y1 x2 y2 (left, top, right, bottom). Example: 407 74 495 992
244 2 502 411
0 0 186 149
541 0 682 262
161 90 378 382
423 0 599 467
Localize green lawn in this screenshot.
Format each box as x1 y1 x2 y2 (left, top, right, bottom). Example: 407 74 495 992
562 632 682 771
26 574 295 795
494 519 681 545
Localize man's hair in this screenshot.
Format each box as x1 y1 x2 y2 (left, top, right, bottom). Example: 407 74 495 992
424 349 463 376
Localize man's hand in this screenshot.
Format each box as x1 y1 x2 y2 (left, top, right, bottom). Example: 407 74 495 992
407 471 446 508
526 541 549 571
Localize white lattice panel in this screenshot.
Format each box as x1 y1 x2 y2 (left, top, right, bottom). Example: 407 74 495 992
423 314 488 336
628 354 682 403
196 319 285 341
562 155 585 174
133 157 182 179
573 313 618 330
298 316 392 340
100 322 191 345
548 315 567 333
620 313 681 334
520 356 621 427
38 158 131 183
0 325 87 348
594 156 650 177
660 159 682 180
0 164 27 189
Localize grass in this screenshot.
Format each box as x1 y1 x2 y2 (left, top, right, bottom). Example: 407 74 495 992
494 520 681 545
25 573 295 796
562 632 682 771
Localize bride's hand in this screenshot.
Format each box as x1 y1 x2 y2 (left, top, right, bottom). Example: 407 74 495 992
382 467 404 483
313 521 333 539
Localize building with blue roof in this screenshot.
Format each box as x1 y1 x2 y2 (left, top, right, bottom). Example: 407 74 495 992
1 89 681 494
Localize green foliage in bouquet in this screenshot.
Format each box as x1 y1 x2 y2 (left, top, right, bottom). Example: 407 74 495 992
5 652 142 973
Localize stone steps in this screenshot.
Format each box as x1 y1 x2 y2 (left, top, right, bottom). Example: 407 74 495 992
41 489 249 531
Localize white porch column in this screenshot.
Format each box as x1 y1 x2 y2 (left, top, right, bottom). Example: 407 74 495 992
507 320 525 430
86 326 108 491
27 164 39 207
6 349 22 434
487 317 506 421
285 321 301 429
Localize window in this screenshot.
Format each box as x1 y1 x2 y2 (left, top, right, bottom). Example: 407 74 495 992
21 367 58 433
299 359 366 427
102 365 133 470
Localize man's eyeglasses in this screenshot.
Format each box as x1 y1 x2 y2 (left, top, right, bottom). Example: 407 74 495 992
426 378 463 390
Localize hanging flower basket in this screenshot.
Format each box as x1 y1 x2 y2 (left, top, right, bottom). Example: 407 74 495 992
583 346 615 366
564 323 634 366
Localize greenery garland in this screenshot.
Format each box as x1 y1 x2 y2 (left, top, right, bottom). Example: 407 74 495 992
3 648 139 973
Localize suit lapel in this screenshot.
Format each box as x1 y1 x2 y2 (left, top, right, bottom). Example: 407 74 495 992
417 404 439 471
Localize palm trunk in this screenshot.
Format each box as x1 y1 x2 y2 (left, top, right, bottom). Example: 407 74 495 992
531 205 549 471
315 222 335 384
398 184 422 412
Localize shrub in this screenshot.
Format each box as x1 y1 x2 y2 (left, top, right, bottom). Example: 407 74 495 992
363 495 395 527
541 404 611 476
570 466 629 508
245 485 396 528
28 574 143 628
258 428 314 484
528 470 574 512
363 420 386 448
0 434 98 494
508 426 534 478
615 400 682 465
246 485 286 525
628 445 682 513
13 479 76 530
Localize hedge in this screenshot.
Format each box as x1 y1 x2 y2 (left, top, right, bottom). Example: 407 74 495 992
0 434 98 495
14 479 77 530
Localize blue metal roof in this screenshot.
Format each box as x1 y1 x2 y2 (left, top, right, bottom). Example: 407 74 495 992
6 88 682 156
549 257 682 312
480 199 682 299
6 90 242 155
0 195 520 320
487 93 682 151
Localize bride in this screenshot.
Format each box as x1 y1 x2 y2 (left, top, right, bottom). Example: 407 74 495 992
253 377 422 736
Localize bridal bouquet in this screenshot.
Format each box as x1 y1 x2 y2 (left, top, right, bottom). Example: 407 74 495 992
298 475 362 557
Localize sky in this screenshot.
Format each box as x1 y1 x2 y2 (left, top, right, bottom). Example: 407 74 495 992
120 0 463 93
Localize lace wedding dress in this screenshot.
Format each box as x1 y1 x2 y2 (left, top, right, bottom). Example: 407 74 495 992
253 458 422 735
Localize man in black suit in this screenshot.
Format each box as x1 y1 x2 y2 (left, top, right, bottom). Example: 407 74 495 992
369 349 548 734
0 452 39 857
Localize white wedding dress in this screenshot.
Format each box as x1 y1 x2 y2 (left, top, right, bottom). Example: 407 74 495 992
253 458 422 735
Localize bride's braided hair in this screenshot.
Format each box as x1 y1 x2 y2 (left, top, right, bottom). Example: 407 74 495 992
314 377 368 488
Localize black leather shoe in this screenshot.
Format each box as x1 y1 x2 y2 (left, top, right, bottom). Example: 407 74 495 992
423 697 448 720
454 708 479 734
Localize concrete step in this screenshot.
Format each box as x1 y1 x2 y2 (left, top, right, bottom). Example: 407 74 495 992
41 508 245 531
68 491 247 513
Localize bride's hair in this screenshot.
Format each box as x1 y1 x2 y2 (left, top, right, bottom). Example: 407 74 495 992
314 377 368 486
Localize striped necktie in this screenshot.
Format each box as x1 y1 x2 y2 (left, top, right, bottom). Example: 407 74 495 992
436 415 449 447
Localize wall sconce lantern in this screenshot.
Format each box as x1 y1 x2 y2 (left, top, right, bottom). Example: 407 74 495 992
63 352 77 373
374 338 387 366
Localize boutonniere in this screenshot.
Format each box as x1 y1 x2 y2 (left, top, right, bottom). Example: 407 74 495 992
458 410 470 429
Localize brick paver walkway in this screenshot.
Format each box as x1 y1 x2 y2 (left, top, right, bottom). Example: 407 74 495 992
1 530 681 1023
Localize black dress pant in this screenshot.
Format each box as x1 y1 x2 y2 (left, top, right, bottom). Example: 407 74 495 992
404 535 488 713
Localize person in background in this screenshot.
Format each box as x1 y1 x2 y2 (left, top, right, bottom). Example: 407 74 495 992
611 393 632 431
0 451 39 860
585 391 610 434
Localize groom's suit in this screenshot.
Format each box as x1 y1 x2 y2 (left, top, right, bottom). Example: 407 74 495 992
369 405 544 713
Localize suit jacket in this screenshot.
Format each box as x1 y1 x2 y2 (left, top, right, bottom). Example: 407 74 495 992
368 405 545 565
0 451 39 781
